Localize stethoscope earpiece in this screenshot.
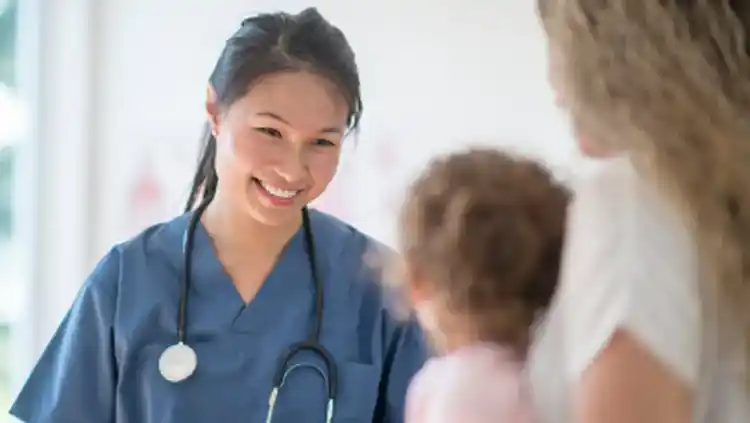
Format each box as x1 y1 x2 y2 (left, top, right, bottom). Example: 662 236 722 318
159 342 198 383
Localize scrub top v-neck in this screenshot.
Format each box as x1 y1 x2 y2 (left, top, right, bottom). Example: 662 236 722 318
10 209 427 423
186 220 311 334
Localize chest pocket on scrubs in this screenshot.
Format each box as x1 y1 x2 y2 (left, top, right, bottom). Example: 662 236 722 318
269 362 381 423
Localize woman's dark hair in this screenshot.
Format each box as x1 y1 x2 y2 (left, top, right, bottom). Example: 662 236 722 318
184 8 363 212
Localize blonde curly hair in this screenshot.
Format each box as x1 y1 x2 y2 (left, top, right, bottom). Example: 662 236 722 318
539 0 750 383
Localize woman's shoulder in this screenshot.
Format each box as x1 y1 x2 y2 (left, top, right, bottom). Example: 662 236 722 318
559 155 703 384
573 156 680 220
566 154 700 299
116 213 190 255
307 208 390 250
570 156 636 216
86 214 190 291
307 208 393 272
115 213 189 268
306 208 403 317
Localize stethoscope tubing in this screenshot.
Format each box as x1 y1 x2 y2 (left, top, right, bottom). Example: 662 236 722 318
176 201 338 420
178 198 212 344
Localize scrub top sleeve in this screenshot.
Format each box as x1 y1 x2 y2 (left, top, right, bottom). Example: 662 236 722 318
376 316 428 423
10 248 120 423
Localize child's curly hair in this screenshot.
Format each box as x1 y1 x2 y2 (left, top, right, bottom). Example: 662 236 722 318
397 148 570 351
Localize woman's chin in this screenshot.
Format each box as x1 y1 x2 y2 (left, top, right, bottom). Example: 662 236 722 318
245 196 306 229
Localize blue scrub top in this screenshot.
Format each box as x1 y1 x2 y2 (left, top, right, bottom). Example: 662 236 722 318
10 209 427 423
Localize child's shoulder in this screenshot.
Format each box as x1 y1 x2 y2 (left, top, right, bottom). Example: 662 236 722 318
406 344 537 423
433 344 526 394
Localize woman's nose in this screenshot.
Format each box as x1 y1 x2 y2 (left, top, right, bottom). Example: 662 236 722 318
274 147 308 184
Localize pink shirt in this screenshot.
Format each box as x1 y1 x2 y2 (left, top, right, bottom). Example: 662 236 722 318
405 344 537 423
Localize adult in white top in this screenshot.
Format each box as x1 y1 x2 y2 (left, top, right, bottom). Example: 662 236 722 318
530 1 750 423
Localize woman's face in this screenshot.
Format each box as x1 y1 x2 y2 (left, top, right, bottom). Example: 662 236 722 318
207 71 349 227
546 44 611 158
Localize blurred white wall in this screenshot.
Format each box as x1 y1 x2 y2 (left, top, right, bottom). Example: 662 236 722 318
93 0 578 248
15 0 580 386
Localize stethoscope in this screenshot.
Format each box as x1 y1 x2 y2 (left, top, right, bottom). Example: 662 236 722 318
157 198 338 423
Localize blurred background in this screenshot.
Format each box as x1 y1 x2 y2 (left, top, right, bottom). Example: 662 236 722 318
0 0 582 420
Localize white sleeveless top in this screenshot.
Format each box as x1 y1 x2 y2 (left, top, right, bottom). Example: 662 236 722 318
527 156 750 423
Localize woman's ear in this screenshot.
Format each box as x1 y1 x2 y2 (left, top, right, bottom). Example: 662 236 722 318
206 84 221 137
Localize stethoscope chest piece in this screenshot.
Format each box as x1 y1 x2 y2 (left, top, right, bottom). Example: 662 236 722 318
159 342 198 383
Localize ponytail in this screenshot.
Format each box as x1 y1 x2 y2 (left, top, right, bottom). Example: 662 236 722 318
185 123 219 213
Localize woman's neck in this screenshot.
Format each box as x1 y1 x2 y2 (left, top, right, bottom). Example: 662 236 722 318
201 198 302 259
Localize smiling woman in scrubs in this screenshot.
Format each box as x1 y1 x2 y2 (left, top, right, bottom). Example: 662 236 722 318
10 8 426 423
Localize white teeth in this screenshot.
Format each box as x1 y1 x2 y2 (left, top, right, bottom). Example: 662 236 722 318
260 181 299 199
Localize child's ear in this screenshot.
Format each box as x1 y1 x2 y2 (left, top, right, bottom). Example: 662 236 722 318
407 271 431 306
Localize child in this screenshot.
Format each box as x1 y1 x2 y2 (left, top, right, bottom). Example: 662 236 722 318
393 148 569 423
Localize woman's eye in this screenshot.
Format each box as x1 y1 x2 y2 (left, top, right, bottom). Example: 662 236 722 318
256 127 282 138
313 138 335 147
